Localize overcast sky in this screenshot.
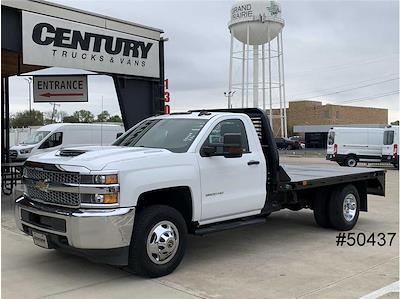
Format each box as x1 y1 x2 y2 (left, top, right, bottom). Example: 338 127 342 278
9 0 399 122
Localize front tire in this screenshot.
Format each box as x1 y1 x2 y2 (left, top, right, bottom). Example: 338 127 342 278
328 185 360 231
128 205 187 277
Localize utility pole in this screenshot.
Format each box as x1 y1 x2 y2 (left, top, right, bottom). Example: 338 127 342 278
24 77 32 112
224 91 236 109
50 103 60 123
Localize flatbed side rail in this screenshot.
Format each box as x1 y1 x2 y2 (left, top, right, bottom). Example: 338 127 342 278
284 170 385 196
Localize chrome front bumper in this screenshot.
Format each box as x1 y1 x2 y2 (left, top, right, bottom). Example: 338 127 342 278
15 196 135 250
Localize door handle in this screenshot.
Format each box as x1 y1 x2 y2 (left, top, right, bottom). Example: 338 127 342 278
247 160 260 165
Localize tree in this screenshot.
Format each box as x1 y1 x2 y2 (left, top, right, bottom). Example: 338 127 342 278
97 110 110 122
62 115 80 123
107 115 123 123
63 110 94 123
76 110 94 123
11 110 44 128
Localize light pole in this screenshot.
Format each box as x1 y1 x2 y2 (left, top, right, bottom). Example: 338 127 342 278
224 91 236 109
24 77 32 112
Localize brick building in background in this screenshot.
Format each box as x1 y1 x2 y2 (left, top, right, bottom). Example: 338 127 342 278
269 100 388 148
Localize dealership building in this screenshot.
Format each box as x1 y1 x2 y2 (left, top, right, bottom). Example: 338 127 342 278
1 0 166 164
269 100 388 148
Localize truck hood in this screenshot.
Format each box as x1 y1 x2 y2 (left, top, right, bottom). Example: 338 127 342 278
27 145 171 171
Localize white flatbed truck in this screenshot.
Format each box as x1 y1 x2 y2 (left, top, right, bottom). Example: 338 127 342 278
15 109 385 277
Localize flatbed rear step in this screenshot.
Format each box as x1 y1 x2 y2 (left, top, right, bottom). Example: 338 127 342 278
195 217 266 235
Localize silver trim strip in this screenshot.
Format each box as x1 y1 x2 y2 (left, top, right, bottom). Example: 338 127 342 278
23 177 120 194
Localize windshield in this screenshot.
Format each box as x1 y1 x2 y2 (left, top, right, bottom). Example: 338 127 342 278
21 131 51 145
113 119 208 153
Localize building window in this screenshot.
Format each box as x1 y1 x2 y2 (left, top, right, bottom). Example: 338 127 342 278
324 111 330 119
336 111 340 119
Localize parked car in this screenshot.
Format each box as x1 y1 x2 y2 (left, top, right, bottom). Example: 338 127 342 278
274 137 301 150
382 125 399 169
10 123 124 161
288 136 305 149
326 127 384 167
15 109 385 277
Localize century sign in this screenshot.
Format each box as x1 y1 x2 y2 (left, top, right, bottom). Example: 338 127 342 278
22 11 160 78
33 75 88 103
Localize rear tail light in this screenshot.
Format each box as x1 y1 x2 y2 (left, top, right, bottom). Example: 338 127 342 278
394 144 398 156
333 144 338 155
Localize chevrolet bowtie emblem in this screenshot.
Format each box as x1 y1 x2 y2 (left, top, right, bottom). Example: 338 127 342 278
35 180 49 192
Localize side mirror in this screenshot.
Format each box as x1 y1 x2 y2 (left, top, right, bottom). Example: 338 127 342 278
116 132 123 138
223 133 243 158
201 145 217 157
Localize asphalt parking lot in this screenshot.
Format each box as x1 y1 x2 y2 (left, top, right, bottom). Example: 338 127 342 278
2 157 399 299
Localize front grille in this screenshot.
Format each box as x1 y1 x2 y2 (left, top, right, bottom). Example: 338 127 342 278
25 167 80 184
9 150 17 159
24 167 81 207
26 186 81 207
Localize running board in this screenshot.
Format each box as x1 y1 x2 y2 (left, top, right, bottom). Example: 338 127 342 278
194 217 266 235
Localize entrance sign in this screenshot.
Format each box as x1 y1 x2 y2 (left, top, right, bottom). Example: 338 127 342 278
33 75 88 102
22 11 160 78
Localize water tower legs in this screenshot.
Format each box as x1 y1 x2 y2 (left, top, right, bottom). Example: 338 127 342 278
253 44 259 108
267 25 273 131
228 33 233 109
262 44 266 111
241 43 245 108
227 23 287 138
279 32 288 138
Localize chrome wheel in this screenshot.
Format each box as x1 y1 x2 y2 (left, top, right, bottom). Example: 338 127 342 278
343 193 357 222
146 221 179 265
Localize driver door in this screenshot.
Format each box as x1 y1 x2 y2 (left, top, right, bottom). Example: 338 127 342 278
196 118 265 223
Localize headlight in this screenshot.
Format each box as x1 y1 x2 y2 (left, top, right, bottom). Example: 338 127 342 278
20 148 32 154
80 174 119 185
95 174 118 184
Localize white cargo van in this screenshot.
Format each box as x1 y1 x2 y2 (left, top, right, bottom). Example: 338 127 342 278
326 127 384 167
10 123 124 161
382 125 399 168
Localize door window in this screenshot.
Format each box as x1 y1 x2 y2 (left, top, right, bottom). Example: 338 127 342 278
383 131 394 145
202 119 249 154
327 131 335 145
39 132 63 149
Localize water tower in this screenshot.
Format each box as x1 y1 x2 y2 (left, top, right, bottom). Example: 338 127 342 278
227 0 287 137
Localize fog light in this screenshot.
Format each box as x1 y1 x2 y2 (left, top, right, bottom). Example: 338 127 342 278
94 194 104 203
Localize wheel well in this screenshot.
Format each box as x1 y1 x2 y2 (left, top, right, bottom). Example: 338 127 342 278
346 154 358 160
136 186 193 227
305 182 367 212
